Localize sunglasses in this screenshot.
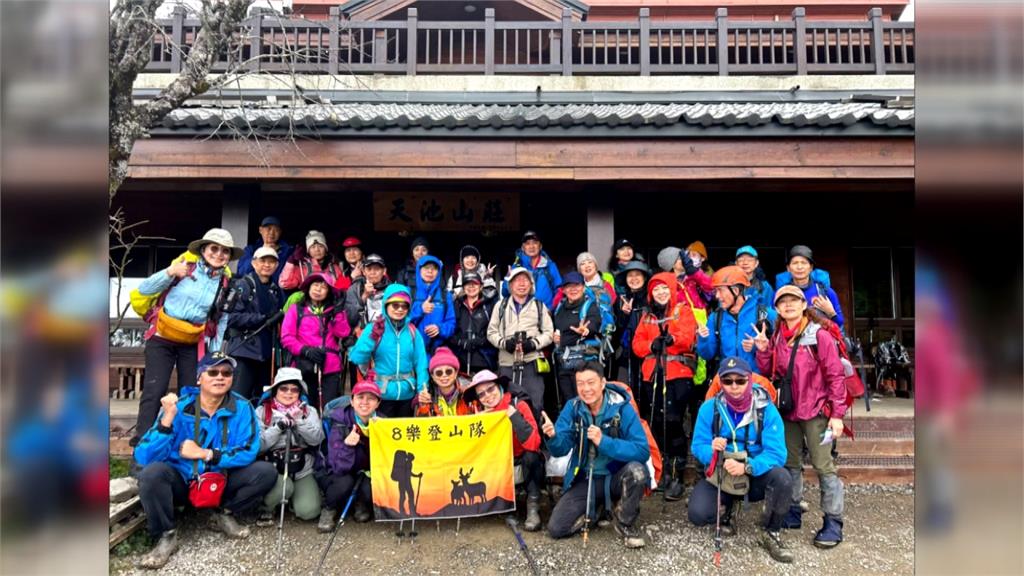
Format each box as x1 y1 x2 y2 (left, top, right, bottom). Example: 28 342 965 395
205 368 234 378
277 385 300 393
432 368 455 377
206 245 233 256
721 377 748 386
388 302 410 310
475 384 499 397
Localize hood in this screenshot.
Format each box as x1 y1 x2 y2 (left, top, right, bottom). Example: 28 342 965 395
414 255 444 302
515 249 551 271
646 271 679 310
380 284 414 329
798 321 822 346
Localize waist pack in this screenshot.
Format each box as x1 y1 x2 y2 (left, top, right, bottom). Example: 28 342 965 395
557 344 600 372
156 308 205 344
706 450 749 496
269 447 306 476
188 471 227 508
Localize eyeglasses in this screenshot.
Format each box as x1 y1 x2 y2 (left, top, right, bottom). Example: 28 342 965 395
388 302 410 310
433 368 455 377
206 245 232 256
277 385 300 393
475 384 499 397
721 377 748 387
205 368 234 378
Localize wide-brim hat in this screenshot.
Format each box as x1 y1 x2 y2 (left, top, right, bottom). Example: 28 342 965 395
615 260 651 285
462 369 510 403
300 272 337 296
264 366 308 395
188 228 243 260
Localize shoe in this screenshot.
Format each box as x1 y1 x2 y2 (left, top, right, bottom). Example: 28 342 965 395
569 514 587 535
761 530 795 563
799 500 810 512
781 505 803 530
256 508 275 528
524 497 542 532
813 515 844 549
353 501 372 523
664 478 685 502
613 520 646 549
209 511 250 539
318 508 337 533
719 503 736 537
136 530 179 570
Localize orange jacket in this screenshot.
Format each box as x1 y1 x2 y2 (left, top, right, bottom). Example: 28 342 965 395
632 272 697 382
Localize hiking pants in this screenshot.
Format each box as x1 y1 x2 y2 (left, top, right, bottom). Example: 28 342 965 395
516 450 545 499
138 461 277 537
640 377 693 462
299 369 342 415
785 417 845 518
232 356 271 403
500 362 544 417
687 466 792 532
377 399 414 418
323 472 372 512
548 461 648 539
263 473 322 521
134 337 198 443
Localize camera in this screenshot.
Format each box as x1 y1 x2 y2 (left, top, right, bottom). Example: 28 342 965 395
514 331 527 344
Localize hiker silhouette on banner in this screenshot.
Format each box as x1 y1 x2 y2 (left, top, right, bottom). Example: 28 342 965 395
391 450 424 516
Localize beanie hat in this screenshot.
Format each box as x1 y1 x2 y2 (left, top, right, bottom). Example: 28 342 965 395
385 289 412 305
788 245 815 266
657 246 681 272
460 245 481 261
576 252 598 268
306 230 327 250
428 346 460 373
410 236 429 251
686 241 708 260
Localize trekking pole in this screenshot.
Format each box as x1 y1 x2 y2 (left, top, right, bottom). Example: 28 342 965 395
410 473 423 539
712 450 723 568
505 516 541 576
315 365 324 417
315 474 364 575
583 441 597 547
274 428 292 572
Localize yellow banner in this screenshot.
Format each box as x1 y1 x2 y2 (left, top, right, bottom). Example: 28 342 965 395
370 412 515 521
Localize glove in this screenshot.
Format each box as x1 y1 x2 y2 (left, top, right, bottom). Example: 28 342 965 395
504 339 518 353
276 417 295 431
301 346 326 365
650 336 665 354
682 251 700 276
288 245 306 264
521 339 537 353
341 335 357 349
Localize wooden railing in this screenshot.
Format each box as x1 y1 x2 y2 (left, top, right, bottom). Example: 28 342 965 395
145 7 914 76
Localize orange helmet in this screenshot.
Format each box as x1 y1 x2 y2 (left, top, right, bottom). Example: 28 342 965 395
710 265 751 288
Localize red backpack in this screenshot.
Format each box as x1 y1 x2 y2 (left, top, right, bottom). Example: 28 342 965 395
812 319 865 438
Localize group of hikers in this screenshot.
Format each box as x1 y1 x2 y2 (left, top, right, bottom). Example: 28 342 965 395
129 218 854 569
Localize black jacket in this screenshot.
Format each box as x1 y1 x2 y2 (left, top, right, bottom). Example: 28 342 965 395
449 294 498 372
225 273 284 361
553 296 603 351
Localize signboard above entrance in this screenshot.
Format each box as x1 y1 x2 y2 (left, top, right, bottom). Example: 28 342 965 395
373 192 520 232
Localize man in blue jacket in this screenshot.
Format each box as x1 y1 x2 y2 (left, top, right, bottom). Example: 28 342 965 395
688 357 794 563
541 362 651 549
506 230 562 310
697 266 777 375
134 353 276 570
236 216 292 283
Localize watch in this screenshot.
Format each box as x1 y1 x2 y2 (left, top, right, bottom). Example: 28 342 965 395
744 462 753 476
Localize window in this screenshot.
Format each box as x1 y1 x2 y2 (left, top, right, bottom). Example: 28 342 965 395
851 248 894 319
896 247 914 318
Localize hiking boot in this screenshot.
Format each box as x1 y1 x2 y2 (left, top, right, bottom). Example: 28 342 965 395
353 501 372 523
209 511 250 539
136 530 179 570
524 497 542 532
256 507 275 528
781 505 803 530
317 508 337 533
569 514 587 535
813 515 844 549
664 477 685 502
719 503 737 537
761 530 795 563
614 520 646 549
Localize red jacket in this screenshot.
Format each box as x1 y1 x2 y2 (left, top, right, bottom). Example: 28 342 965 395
472 392 540 458
632 272 697 382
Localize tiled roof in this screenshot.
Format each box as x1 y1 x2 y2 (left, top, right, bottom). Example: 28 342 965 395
160 101 914 133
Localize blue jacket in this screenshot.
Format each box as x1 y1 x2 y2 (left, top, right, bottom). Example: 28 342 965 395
547 383 650 491
691 385 786 477
744 275 776 316
348 284 429 401
697 297 777 374
775 268 831 292
133 386 261 481
237 240 293 284
409 255 456 353
775 269 844 328
137 258 229 350
225 273 284 361
505 249 562 309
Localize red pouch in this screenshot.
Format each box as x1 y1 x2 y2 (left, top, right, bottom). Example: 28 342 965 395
188 472 227 508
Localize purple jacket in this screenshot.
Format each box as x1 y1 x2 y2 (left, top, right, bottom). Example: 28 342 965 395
756 322 847 421
280 303 351 375
325 404 370 476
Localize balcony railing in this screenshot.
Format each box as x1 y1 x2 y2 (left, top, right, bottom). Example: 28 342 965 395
145 7 913 76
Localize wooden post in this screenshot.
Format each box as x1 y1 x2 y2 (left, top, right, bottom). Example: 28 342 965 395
793 7 807 75
329 7 340 74
407 8 418 75
485 8 495 74
639 8 650 76
869 7 886 75
374 29 387 66
716 8 728 76
561 8 572 76
249 8 263 72
170 5 186 73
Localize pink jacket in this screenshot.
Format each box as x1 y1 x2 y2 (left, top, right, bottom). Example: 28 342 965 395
280 303 352 375
677 271 712 310
756 322 847 421
279 257 347 292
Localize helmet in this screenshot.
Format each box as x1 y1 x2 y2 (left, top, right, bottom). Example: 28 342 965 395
710 265 751 288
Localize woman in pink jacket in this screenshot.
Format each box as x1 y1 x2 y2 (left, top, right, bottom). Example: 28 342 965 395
281 273 351 413
753 285 846 550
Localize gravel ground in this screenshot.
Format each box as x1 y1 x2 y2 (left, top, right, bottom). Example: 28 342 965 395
111 484 913 576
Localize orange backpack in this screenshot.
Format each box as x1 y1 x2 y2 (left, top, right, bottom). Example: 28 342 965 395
609 382 663 495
